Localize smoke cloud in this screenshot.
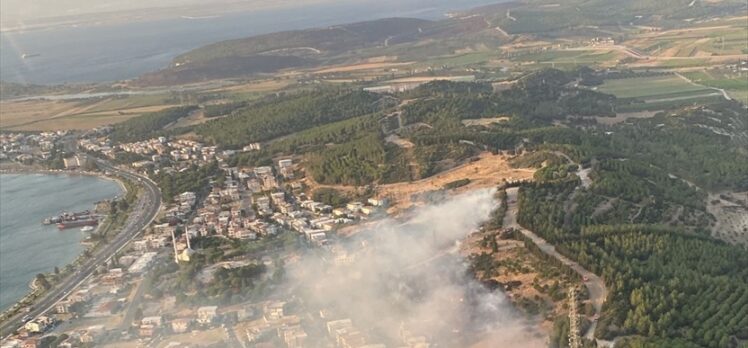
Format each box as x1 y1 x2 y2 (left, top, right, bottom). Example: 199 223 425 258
284 189 546 347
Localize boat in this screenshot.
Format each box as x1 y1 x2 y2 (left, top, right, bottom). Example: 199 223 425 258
80 226 95 232
22 53 40 59
57 219 98 230
43 210 94 226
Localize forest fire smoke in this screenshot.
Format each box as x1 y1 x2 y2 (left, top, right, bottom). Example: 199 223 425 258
286 189 546 347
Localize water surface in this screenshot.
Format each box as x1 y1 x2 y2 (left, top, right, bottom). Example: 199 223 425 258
0 173 122 311
0 0 506 84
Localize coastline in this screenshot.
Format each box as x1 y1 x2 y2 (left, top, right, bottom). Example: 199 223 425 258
0 164 128 195
0 164 129 320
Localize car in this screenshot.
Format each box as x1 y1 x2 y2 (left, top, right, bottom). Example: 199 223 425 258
22 315 31 323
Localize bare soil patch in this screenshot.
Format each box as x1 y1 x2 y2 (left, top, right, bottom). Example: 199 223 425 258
313 61 414 74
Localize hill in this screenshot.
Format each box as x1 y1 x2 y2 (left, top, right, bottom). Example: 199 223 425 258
135 16 492 86
471 0 748 34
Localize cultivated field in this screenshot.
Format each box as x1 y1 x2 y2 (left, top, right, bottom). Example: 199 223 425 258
596 74 712 99
681 69 748 104
0 94 177 131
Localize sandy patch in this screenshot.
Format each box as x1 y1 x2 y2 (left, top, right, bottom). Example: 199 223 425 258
462 117 510 127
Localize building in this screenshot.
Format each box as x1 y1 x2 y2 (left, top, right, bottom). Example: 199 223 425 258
63 155 88 169
24 316 53 333
264 301 285 321
171 318 192 333
280 326 308 348
197 306 219 325
278 159 294 179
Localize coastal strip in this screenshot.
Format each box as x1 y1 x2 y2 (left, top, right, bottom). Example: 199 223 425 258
0 166 129 323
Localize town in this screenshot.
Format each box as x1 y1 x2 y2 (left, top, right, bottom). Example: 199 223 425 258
2 129 404 348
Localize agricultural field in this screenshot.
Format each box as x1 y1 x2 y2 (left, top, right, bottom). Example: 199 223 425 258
513 49 623 67
628 21 748 58
596 74 714 99
681 69 748 104
0 94 179 131
418 51 496 68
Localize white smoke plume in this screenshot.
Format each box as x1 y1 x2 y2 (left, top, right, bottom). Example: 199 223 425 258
284 189 547 347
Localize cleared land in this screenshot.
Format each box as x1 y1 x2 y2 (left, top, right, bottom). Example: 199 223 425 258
313 61 414 74
376 152 535 211
461 116 510 127
303 152 535 212
708 191 748 248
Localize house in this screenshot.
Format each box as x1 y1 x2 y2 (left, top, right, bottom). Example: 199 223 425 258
264 301 285 321
78 325 104 343
24 316 52 333
101 268 125 286
278 159 294 178
346 202 364 212
139 325 156 337
367 198 388 207
141 316 163 327
69 289 91 303
171 318 191 333
280 326 307 348
55 300 74 314
197 306 219 325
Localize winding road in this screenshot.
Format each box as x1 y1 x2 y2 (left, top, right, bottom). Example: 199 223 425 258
503 187 608 344
0 159 161 338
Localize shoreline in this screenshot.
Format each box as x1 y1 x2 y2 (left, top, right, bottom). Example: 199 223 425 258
0 164 129 319
0 166 128 195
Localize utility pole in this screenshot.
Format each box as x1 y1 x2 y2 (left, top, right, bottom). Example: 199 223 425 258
568 286 581 348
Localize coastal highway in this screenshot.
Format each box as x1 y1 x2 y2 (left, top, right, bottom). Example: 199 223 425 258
0 160 161 338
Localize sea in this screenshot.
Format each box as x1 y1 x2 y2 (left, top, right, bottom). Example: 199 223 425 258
0 0 506 84
0 174 123 311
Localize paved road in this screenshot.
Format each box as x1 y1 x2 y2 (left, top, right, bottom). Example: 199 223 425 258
0 160 161 338
503 187 607 342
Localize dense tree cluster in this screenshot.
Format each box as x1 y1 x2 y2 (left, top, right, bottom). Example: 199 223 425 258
312 188 350 206
202 101 247 117
197 89 385 147
306 134 387 185
152 161 220 202
110 106 197 143
206 263 267 298
561 228 748 347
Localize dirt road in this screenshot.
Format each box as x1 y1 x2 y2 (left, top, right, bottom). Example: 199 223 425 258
503 187 608 342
